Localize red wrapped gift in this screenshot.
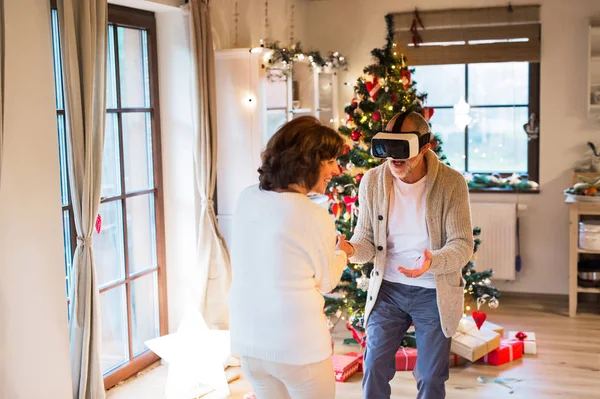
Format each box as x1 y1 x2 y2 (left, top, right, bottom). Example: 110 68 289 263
344 352 364 372
332 354 360 382
395 347 418 371
479 339 524 366
346 322 366 348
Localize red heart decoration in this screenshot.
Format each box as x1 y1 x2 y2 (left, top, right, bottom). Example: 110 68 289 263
471 310 487 330
95 214 102 234
421 107 435 122
365 77 381 99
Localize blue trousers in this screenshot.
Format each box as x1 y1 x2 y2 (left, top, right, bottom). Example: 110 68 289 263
362 280 451 399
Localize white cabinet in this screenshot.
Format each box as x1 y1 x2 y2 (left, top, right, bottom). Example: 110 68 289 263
213 49 340 247
588 25 600 116
292 61 339 130
214 49 294 247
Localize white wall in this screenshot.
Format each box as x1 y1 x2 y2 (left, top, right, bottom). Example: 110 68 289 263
303 0 600 295
154 9 198 333
211 0 309 50
0 1 72 398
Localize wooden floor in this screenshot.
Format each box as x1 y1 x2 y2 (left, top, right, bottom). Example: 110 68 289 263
107 293 600 399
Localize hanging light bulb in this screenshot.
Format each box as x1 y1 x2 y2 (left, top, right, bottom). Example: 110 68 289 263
453 96 472 129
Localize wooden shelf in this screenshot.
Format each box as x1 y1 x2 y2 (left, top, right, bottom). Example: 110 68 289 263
577 248 600 254
577 286 600 293
590 104 600 109
291 108 312 114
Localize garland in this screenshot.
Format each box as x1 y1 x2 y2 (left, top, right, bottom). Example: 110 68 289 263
258 40 348 77
464 172 539 191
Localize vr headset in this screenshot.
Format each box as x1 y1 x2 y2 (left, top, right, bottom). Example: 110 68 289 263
371 112 431 160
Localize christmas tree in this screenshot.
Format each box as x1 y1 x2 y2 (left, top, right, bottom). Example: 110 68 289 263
324 14 500 333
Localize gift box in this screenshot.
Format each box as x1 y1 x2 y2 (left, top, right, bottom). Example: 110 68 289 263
449 353 468 367
344 352 364 372
346 323 366 348
332 354 360 382
451 318 501 362
395 347 418 371
465 316 504 337
507 331 537 354
479 339 524 365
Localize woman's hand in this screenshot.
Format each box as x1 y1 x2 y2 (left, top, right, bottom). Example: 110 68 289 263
336 234 355 258
398 248 432 278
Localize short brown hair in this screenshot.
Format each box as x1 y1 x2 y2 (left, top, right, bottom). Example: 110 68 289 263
258 116 344 191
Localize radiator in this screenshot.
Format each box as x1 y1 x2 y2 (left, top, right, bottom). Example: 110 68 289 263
469 202 517 281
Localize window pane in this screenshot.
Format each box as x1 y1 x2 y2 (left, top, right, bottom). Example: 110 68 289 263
130 272 159 356
100 286 129 373
430 108 466 172
94 201 126 288
63 210 73 300
57 115 70 206
468 107 529 173
107 26 118 109
468 62 529 105
412 64 465 106
102 114 122 198
117 27 150 108
127 194 157 275
318 73 334 109
123 113 154 192
50 9 64 111
265 109 288 144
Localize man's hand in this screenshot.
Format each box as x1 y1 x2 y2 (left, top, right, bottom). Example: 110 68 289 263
398 249 432 278
336 235 355 257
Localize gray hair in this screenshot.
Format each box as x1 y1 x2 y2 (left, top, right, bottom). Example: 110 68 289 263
385 111 431 141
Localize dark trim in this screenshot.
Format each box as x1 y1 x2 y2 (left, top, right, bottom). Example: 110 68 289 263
100 188 157 203
107 108 154 113
527 62 540 183
464 65 469 172
108 4 154 30
99 267 158 294
469 188 540 194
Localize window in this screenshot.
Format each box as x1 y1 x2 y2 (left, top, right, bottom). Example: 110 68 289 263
50 3 167 389
413 62 539 182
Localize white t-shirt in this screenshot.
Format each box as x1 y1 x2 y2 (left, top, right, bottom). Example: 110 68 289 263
383 175 436 289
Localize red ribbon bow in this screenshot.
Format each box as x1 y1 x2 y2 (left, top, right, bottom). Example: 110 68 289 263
515 331 528 340
410 9 425 47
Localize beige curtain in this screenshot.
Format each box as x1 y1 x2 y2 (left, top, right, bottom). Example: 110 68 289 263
0 0 4 188
57 0 107 398
189 0 231 329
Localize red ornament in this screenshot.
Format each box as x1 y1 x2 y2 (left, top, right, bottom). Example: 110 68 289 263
343 144 351 155
351 130 362 141
391 93 398 103
355 173 364 183
401 69 412 88
372 111 381 121
343 196 358 215
95 214 102 234
331 202 343 219
365 77 381 99
471 310 487 330
421 107 435 122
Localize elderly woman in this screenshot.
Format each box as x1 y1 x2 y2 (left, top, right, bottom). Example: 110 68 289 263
229 116 353 399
